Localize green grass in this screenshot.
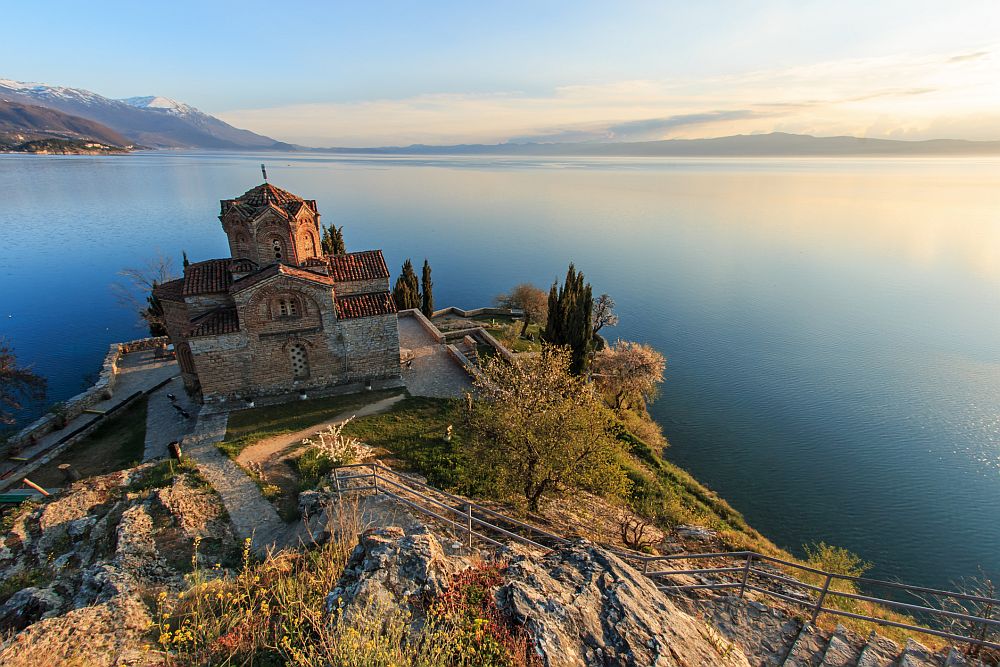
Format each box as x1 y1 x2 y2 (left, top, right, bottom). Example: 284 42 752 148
30 396 150 489
482 321 543 353
219 389 405 458
128 458 207 493
296 448 336 489
340 396 465 489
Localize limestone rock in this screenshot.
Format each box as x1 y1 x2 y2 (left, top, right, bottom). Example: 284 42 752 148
298 489 323 515
0 462 238 665
0 587 63 633
326 526 463 616
497 540 751 667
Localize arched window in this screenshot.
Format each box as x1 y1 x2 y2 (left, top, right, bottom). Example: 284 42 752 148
274 296 300 318
303 233 315 257
289 343 309 379
272 239 283 260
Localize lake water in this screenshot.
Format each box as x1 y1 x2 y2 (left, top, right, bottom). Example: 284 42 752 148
1 151 998 591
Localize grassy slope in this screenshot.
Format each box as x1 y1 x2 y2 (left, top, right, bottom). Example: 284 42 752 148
219 389 404 458
224 393 944 649
29 397 149 488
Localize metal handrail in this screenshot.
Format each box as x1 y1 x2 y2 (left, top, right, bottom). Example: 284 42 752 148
331 463 1000 651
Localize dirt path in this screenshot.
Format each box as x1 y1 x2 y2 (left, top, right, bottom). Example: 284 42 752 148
235 393 406 467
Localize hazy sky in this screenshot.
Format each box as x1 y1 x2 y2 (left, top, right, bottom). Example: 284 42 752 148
5 1 1000 146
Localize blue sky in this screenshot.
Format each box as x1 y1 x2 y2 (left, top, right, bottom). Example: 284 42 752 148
4 1 1000 146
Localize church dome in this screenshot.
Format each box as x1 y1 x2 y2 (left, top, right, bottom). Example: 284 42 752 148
220 182 316 218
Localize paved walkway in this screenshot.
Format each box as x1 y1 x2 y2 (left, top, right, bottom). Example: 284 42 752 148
0 352 178 491
398 316 474 398
181 413 287 557
143 376 200 462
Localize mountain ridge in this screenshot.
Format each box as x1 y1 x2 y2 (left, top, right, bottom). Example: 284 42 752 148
0 77 293 150
315 131 1000 156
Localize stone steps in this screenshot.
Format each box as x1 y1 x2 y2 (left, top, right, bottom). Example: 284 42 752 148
819 626 865 666
782 622 829 666
690 597 991 667
856 631 900 667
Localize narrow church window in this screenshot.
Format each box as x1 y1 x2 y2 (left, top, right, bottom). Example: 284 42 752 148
275 297 300 318
272 239 283 260
289 343 309 379
303 233 315 257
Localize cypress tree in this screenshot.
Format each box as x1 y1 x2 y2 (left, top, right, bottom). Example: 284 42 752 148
420 259 434 318
182 250 190 268
321 226 333 255
332 225 346 255
545 282 559 342
543 263 594 374
393 259 421 310
321 224 346 255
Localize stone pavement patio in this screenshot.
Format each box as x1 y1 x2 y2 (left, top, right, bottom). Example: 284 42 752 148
143 376 200 462
398 315 474 399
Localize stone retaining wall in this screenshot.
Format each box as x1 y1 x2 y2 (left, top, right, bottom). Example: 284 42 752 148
402 307 518 369
2 336 169 453
430 306 523 319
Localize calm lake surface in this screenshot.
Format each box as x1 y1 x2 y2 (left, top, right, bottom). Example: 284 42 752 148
1 151 998 590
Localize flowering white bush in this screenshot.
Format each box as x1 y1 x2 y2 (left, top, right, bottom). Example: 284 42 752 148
245 460 267 483
302 417 369 466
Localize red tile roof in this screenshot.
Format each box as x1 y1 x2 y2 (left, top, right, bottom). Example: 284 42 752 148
232 262 334 293
187 308 240 338
336 291 397 320
220 183 317 220
154 278 185 302
328 250 390 282
183 259 232 296
228 258 258 274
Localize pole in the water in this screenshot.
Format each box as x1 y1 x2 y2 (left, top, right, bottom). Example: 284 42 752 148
261 164 268 182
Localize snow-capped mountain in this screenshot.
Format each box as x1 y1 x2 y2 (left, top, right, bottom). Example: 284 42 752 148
121 96 196 115
0 78 293 150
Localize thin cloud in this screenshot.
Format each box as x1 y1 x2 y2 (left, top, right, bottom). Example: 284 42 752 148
948 51 989 63
218 44 1000 146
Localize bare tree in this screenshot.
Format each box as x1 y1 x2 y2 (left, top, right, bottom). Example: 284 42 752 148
592 340 666 411
917 571 998 661
112 252 178 336
0 339 46 425
495 283 548 337
592 293 619 335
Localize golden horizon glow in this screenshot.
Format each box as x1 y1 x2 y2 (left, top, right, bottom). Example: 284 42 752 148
220 44 1000 147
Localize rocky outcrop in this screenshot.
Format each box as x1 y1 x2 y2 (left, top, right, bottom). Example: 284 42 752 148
499 540 751 667
325 523 750 667
0 463 238 666
326 525 466 618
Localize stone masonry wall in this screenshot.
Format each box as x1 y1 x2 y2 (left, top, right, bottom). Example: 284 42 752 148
194 276 353 401
339 313 401 382
334 277 390 296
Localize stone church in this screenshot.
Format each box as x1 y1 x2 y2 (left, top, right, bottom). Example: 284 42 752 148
154 181 401 406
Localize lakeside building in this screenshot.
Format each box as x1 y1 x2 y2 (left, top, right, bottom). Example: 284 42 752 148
153 182 401 407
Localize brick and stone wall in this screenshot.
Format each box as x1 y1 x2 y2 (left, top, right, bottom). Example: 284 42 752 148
334 277 390 296
340 313 401 382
